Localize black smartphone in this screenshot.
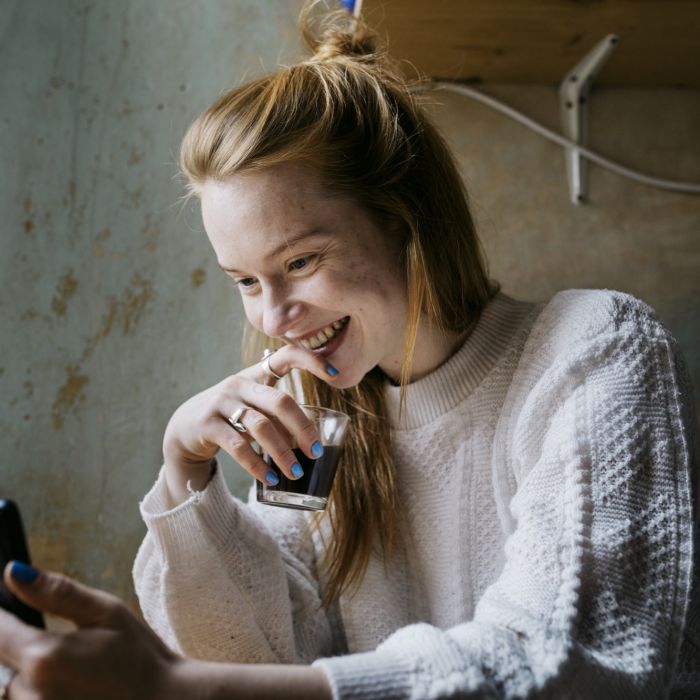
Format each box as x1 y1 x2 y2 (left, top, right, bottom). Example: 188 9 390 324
0 499 45 628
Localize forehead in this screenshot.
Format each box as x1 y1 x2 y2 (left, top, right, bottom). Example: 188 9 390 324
202 165 321 229
200 165 368 268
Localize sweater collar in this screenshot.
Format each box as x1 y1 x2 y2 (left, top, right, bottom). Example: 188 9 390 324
383 291 536 430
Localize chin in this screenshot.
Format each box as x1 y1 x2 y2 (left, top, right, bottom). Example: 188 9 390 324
331 377 362 390
327 371 362 390
327 363 371 390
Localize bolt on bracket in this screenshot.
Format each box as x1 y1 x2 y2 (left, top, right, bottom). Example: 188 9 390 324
559 34 618 205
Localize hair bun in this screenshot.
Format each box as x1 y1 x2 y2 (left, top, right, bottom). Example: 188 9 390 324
313 26 378 61
300 2 381 64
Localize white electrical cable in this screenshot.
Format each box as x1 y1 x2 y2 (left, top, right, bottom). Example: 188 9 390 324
417 80 700 195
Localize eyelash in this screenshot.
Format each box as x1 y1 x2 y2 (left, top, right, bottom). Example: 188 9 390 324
235 255 316 289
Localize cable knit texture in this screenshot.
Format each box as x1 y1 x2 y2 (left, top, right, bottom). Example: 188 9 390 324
133 289 699 698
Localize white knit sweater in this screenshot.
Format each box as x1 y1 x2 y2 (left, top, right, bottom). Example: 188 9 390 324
133 289 699 699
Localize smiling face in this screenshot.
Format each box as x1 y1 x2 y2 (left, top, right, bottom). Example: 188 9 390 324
200 163 410 388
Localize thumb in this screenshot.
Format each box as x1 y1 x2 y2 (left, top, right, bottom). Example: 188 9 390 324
4 561 127 629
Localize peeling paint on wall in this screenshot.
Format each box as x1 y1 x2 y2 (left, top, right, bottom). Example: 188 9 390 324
93 227 111 257
191 267 206 287
52 365 90 429
42 274 155 430
19 309 41 321
51 272 79 317
141 216 160 252
22 195 34 233
81 274 154 361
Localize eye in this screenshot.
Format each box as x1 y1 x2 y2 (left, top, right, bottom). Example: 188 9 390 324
236 277 257 289
289 255 315 272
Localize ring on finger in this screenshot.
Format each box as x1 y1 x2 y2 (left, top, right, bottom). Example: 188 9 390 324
227 407 249 433
261 348 284 382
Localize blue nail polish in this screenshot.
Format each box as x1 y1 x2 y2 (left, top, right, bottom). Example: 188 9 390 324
291 462 304 479
265 471 280 486
311 441 324 458
326 363 339 377
10 561 39 584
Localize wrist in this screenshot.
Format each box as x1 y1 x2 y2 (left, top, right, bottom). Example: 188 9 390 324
157 657 206 700
163 456 217 506
161 658 333 700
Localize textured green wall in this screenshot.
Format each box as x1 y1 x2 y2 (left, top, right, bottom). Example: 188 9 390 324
1 1 698 619
1 0 302 614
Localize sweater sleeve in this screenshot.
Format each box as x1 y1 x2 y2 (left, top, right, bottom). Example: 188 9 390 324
132 464 335 664
314 317 695 698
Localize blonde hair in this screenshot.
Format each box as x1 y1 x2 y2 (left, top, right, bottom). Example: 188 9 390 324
179 1 492 604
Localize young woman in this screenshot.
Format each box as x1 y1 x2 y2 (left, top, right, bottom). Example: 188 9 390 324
0 4 697 699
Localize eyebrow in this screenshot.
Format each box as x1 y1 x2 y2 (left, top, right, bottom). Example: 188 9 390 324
218 229 326 274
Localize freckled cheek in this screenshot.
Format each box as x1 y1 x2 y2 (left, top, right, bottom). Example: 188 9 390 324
316 279 399 320
295 275 352 309
325 261 389 298
344 269 404 309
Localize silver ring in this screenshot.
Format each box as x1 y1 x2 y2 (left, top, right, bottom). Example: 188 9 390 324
227 407 248 433
261 348 284 382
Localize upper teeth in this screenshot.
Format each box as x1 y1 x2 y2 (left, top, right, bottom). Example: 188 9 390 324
300 317 348 350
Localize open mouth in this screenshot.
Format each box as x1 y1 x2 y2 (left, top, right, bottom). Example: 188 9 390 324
298 316 350 351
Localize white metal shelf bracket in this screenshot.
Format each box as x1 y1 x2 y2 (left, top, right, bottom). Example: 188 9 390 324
559 34 618 204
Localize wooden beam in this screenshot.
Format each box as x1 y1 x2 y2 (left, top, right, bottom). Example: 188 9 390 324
363 0 700 87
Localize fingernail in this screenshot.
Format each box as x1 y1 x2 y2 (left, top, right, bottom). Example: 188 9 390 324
10 561 39 584
265 471 280 486
311 441 324 458
326 363 339 377
291 462 304 479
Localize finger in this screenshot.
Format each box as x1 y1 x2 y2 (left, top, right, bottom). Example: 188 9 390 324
231 412 293 449
236 383 322 461
215 374 295 447
0 605 42 669
4 563 127 630
245 344 340 386
208 421 281 486
269 414 293 446
228 408 303 481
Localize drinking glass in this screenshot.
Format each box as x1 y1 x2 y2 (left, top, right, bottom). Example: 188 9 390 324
256 405 350 511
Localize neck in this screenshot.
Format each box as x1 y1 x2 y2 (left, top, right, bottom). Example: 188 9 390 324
380 317 477 386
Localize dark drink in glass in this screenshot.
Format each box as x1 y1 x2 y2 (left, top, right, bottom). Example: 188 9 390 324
256 406 349 511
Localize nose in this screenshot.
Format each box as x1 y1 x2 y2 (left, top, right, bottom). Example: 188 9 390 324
261 285 305 338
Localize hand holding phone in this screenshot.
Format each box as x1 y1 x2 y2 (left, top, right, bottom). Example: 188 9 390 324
0 559 185 699
0 500 45 628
